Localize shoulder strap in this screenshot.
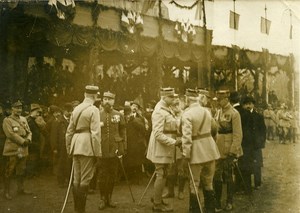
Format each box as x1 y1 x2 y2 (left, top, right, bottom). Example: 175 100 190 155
198 110 207 133
73 104 92 130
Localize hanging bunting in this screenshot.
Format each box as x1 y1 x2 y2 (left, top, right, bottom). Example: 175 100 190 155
170 0 199 10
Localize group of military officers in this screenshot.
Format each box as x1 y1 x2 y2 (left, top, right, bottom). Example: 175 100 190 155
146 87 246 213
1 84 264 213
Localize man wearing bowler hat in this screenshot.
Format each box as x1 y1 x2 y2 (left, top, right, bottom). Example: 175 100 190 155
146 87 182 212
213 90 243 212
26 103 43 177
97 91 126 210
2 100 32 200
66 85 101 213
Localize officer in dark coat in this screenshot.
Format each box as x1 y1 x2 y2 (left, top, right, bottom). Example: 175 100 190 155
98 91 126 210
124 101 147 183
241 96 266 190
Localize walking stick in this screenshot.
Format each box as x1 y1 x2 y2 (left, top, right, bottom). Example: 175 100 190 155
138 171 156 205
60 161 74 213
187 162 204 213
233 161 254 206
116 150 135 202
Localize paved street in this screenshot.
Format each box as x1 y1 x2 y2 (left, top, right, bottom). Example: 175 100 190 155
0 139 299 213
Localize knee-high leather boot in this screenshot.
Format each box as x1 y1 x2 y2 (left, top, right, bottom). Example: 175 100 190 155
203 190 216 213
72 184 79 212
214 181 223 212
189 193 201 213
77 185 88 213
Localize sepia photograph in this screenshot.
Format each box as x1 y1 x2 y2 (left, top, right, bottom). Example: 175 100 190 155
0 0 299 212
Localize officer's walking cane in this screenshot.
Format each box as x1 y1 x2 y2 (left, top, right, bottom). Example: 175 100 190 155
187 162 204 213
116 150 135 202
138 171 156 205
61 162 74 213
233 161 254 206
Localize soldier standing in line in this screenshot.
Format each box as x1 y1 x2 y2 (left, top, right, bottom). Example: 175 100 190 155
214 90 243 212
146 88 181 212
2 100 32 200
66 85 101 213
181 89 220 213
97 91 126 210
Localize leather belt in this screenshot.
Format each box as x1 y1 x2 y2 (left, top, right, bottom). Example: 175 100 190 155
192 133 211 140
75 129 90 133
218 130 233 134
163 130 177 134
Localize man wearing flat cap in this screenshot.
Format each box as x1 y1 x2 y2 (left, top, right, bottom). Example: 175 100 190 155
146 87 182 212
66 85 101 213
213 90 243 211
97 91 126 210
2 100 32 200
181 89 220 212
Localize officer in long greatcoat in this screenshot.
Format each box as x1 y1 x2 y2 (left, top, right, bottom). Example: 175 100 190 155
66 85 101 213
214 90 243 212
2 100 32 200
181 89 220 213
97 91 126 210
146 88 181 212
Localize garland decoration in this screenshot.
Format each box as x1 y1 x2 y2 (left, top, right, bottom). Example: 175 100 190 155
169 0 199 10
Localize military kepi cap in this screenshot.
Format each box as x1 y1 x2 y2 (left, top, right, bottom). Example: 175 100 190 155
185 88 198 97
198 89 210 97
216 90 230 98
160 87 175 97
85 85 99 94
103 91 116 99
11 100 22 108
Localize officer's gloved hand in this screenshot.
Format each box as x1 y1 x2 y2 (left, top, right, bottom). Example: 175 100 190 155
227 153 238 165
175 138 182 147
22 139 31 147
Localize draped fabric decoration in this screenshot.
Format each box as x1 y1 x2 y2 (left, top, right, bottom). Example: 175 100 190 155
174 19 196 42
170 0 200 9
48 0 76 20
121 11 144 34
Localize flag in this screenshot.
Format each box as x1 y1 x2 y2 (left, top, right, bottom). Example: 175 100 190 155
141 0 156 14
229 10 239 30
261 17 271 35
195 0 202 20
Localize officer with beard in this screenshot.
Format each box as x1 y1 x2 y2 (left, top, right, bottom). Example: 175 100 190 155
98 91 126 210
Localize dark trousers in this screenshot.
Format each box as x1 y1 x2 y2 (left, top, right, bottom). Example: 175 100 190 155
98 157 119 201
